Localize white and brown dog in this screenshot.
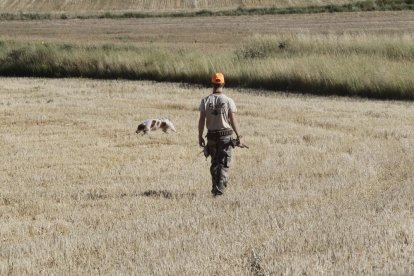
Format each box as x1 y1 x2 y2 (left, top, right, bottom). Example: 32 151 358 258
135 118 176 135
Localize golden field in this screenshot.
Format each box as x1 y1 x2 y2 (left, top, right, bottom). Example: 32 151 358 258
1 78 413 275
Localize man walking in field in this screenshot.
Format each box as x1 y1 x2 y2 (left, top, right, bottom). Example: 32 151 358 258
198 73 243 196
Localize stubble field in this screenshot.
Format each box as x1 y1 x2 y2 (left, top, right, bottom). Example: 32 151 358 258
1 11 413 45
0 0 367 13
1 6 414 275
1 77 413 275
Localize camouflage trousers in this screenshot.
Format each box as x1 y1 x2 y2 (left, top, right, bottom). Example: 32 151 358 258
206 135 233 195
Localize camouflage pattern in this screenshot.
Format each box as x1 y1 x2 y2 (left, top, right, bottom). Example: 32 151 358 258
206 135 233 195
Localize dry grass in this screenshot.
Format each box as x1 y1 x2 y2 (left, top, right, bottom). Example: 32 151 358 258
1 78 413 275
0 0 359 13
1 32 413 99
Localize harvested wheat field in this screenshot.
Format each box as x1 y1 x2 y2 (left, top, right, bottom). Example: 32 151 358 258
1 11 413 46
0 0 359 13
0 77 413 275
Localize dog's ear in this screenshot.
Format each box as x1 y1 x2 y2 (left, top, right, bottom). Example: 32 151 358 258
136 123 145 132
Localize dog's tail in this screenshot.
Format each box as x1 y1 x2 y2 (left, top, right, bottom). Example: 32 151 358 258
165 119 177 132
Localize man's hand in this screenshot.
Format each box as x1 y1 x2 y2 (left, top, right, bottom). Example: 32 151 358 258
231 136 249 149
238 137 244 147
238 138 249 148
199 136 205 147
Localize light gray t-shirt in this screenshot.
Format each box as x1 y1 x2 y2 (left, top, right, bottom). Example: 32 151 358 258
199 93 237 131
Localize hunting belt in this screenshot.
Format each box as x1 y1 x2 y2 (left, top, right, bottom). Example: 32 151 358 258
206 129 233 139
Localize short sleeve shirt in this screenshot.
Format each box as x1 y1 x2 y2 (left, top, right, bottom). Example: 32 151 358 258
199 93 237 131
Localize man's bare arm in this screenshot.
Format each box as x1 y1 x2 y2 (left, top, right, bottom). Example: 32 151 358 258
198 111 206 147
229 111 241 138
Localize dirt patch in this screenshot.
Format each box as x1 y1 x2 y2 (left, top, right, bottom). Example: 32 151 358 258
140 190 196 200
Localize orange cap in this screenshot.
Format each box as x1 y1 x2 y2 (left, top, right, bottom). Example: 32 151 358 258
211 72 225 85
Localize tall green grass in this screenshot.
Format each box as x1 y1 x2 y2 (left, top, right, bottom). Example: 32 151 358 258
1 0 413 21
0 34 413 100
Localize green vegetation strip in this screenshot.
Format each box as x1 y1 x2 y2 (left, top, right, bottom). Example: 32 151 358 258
0 34 413 100
0 0 413 21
